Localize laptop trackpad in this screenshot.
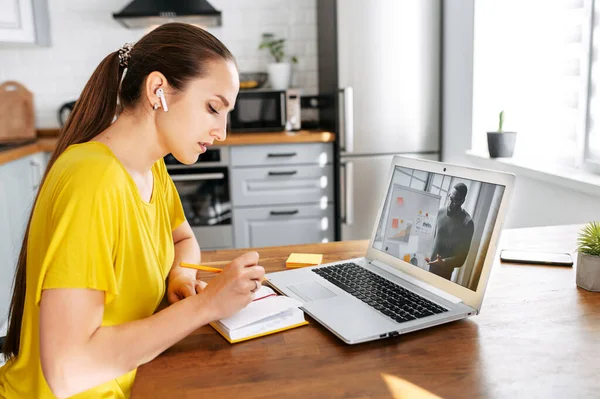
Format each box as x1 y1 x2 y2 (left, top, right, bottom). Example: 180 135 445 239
288 281 338 302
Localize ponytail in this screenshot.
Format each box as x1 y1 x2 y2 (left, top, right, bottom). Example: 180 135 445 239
2 51 125 360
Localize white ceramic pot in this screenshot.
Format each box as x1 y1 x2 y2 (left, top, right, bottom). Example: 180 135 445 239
267 62 292 90
576 252 600 292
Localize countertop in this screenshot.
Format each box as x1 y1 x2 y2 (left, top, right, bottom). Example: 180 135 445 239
0 138 57 165
0 129 335 166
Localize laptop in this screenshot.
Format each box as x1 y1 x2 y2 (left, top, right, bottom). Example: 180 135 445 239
266 156 514 344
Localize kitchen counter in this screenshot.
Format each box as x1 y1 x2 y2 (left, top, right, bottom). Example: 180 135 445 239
0 129 335 166
0 138 57 166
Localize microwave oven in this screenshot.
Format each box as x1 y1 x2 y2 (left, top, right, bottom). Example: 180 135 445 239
228 88 301 132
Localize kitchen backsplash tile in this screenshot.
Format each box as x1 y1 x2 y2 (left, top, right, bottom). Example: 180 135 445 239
0 0 317 128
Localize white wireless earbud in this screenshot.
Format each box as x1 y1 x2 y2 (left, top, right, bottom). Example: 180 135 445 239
156 88 168 112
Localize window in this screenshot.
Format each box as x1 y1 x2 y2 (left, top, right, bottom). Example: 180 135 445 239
472 0 591 168
586 0 600 167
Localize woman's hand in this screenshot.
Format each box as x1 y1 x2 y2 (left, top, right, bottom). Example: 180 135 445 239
196 251 265 321
167 274 207 304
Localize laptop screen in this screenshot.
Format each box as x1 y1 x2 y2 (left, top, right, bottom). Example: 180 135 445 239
372 166 506 292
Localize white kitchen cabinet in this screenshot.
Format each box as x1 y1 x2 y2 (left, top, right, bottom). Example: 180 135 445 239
231 142 335 248
0 152 46 324
233 204 335 248
0 0 50 46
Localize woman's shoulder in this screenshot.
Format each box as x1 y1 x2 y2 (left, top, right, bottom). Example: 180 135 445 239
49 141 128 190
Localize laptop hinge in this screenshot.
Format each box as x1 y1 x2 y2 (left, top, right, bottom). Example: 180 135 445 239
370 260 463 304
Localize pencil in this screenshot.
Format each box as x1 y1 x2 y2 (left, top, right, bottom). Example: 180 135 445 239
180 262 223 273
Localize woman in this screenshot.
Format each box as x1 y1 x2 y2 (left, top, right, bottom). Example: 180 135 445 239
0 23 264 398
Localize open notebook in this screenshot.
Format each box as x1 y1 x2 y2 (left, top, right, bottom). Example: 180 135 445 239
210 286 308 343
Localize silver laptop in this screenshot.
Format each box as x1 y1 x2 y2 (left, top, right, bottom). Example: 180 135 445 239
266 156 514 344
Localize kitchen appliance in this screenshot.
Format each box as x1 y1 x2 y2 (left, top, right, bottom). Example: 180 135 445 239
113 0 222 29
164 147 233 250
317 0 442 241
285 88 302 131
58 101 76 127
228 89 301 133
0 81 35 143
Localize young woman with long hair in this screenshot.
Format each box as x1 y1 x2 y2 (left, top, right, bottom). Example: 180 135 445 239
0 22 264 398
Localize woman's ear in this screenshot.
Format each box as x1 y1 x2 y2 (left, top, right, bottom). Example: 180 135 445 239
144 71 170 111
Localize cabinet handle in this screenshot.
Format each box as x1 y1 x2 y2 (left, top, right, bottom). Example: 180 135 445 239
270 210 299 216
30 159 42 190
170 173 225 182
267 152 297 158
340 161 354 225
268 170 298 176
338 87 354 154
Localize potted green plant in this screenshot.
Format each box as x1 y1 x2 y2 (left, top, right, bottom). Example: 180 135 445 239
487 110 517 158
259 33 298 90
576 222 600 292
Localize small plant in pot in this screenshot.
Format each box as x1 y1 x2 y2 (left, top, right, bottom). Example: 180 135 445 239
576 222 600 292
259 33 298 90
487 110 517 158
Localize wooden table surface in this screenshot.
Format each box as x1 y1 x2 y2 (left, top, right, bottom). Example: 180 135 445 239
131 225 599 399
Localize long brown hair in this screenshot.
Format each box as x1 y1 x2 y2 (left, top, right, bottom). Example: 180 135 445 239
2 23 235 360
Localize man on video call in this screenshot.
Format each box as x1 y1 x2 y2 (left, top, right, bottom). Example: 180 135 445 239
425 183 475 281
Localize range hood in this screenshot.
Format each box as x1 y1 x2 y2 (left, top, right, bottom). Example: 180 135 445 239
113 0 222 29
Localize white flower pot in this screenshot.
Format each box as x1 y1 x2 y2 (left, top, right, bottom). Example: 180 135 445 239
267 62 292 90
576 252 600 292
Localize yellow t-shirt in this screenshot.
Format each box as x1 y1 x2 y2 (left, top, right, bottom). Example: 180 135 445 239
0 141 185 398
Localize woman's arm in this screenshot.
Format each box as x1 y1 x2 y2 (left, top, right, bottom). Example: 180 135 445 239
167 221 203 302
39 251 264 399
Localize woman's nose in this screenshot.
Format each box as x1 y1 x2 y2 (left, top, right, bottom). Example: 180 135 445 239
210 127 226 142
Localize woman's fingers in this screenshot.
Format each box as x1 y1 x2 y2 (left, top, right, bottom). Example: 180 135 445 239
228 251 260 270
244 265 265 281
195 280 207 293
167 290 180 304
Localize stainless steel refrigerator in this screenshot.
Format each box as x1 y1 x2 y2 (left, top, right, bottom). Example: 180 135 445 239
317 0 441 241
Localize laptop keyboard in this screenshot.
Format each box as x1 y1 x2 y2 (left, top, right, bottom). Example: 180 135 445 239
312 263 448 323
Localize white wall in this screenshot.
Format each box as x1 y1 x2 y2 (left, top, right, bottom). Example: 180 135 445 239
504 174 600 228
0 0 318 128
441 0 474 163
442 0 600 228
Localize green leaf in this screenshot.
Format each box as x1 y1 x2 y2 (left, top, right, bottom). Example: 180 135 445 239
577 221 600 256
258 33 290 63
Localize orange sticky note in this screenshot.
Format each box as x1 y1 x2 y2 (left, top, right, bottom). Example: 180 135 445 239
396 197 404 206
392 218 399 228
286 253 323 268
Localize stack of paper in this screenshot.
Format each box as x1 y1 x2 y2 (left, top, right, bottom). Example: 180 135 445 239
285 253 323 268
210 286 308 343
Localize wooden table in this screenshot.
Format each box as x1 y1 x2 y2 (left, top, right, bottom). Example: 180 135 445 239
131 225 600 398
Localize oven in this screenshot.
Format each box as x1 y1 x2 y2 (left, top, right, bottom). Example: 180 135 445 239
164 147 233 250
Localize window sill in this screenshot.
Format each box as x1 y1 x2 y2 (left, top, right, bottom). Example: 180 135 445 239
465 150 600 197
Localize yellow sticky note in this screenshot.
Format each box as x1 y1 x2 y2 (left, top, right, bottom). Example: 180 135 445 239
286 253 323 268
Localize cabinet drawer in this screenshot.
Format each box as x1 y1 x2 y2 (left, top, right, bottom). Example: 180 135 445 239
233 203 334 248
231 165 334 207
230 143 332 167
